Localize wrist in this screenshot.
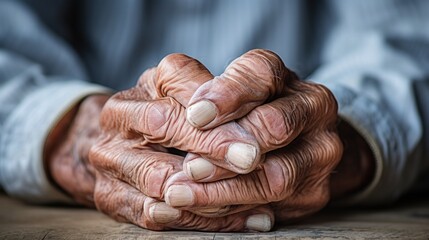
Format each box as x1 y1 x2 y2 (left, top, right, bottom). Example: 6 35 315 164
330 120 375 200
44 95 109 206
43 103 79 189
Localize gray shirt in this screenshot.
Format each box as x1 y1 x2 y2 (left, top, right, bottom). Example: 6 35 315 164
1 0 428 205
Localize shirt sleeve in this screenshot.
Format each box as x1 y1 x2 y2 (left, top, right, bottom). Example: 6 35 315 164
0 80 110 203
0 1 110 203
311 0 429 205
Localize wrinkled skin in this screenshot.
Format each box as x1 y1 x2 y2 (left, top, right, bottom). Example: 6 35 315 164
46 49 373 231
47 94 273 232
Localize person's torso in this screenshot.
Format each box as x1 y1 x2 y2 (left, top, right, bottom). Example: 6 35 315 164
25 0 333 90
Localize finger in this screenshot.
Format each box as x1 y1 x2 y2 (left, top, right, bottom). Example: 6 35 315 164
182 153 238 182
94 175 275 232
100 97 261 174
164 132 342 208
189 204 259 218
172 205 275 232
156 53 214 107
183 80 338 183
270 185 330 222
93 174 164 230
186 49 296 129
136 53 214 105
89 135 183 199
136 67 159 100
237 81 338 153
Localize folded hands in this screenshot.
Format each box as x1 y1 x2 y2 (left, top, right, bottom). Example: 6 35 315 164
47 49 373 232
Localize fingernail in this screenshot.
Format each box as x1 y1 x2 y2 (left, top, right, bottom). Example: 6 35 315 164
226 143 257 171
186 100 217 127
165 185 194 207
246 214 272 232
149 202 180 224
186 158 214 180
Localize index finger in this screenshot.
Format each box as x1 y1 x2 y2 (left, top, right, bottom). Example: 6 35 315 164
100 96 261 174
180 81 339 182
137 53 214 106
95 177 274 232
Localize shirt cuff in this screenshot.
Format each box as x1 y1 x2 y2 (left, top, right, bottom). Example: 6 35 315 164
0 81 111 203
325 83 408 206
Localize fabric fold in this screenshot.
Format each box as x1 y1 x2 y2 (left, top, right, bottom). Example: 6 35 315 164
0 81 110 203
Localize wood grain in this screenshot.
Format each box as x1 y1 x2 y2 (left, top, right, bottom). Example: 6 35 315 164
1 194 428 239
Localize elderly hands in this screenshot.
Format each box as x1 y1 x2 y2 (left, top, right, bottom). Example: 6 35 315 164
47 49 351 232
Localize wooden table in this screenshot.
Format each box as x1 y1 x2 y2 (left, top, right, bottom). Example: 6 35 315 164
1 194 428 239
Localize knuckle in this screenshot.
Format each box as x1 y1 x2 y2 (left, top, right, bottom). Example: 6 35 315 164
246 49 287 81
300 83 338 126
98 98 116 130
265 139 338 199
90 137 178 198
322 133 343 165
312 132 343 170
138 155 180 198
93 181 118 217
157 54 210 97
93 177 166 230
88 138 109 169
134 199 164 230
247 100 301 149
143 98 181 142
102 94 181 140
99 90 145 132
157 54 191 87
94 181 155 230
263 159 287 201
226 49 289 98
158 53 194 72
137 67 157 87
136 68 158 99
314 83 338 115
263 153 302 201
88 138 122 173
